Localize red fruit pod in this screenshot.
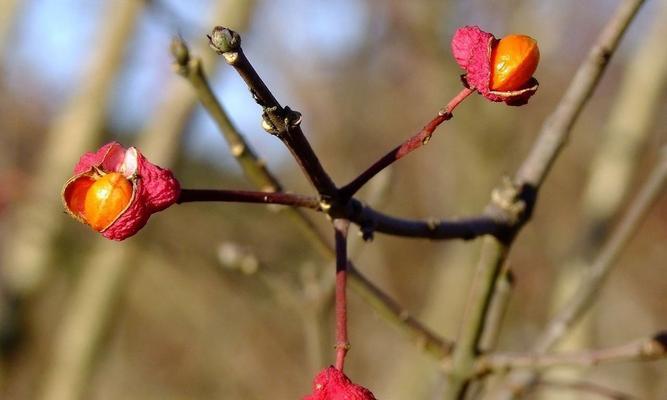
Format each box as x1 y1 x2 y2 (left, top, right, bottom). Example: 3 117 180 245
62 142 180 240
303 366 376 400
451 25 539 106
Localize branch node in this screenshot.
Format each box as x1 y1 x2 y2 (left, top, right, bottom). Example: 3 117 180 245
488 177 528 233
319 199 332 213
223 51 239 65
361 226 375 242
284 106 303 129
170 37 190 68
261 110 280 135
230 143 246 157
250 89 262 105
643 333 667 358
334 342 351 351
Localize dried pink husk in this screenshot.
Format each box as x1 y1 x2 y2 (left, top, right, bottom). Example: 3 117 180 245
303 366 376 400
451 25 538 106
62 142 180 240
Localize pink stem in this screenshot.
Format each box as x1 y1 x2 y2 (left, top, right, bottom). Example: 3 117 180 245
339 87 474 199
333 218 351 371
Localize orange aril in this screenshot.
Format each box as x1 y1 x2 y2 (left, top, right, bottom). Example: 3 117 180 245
83 172 133 231
490 34 539 91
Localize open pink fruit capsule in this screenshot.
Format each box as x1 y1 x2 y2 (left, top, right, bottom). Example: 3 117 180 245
62 142 180 240
303 366 376 400
451 25 539 105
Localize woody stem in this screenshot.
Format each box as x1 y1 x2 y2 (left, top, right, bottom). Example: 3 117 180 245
333 218 351 371
177 188 321 210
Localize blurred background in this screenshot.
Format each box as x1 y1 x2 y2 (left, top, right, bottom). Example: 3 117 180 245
0 0 666 399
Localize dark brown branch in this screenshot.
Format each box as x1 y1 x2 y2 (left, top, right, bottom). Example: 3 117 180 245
208 27 338 198
177 188 321 210
179 187 508 241
347 199 509 240
172 37 282 193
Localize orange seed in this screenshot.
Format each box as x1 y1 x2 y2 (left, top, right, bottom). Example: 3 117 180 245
83 172 133 231
490 34 539 91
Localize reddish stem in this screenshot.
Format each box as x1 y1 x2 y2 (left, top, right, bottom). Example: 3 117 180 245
333 218 351 371
339 87 474 199
177 188 321 210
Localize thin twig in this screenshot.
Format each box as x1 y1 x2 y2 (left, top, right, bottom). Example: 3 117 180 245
172 38 282 193
177 188 321 210
476 332 667 374
515 0 647 188
348 266 454 358
444 237 509 399
535 379 638 400
444 1 646 398
339 87 474 199
208 27 338 197
333 219 351 370
479 266 514 353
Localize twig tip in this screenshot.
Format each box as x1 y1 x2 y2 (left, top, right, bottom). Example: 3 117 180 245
208 25 241 54
170 36 190 66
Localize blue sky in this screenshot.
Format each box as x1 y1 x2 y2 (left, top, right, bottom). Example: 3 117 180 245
6 0 370 169
4 0 656 170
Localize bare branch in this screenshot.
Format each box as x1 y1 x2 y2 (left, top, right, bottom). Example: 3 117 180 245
477 332 667 374
444 237 509 399
535 379 638 400
208 27 338 197
479 266 514 353
171 38 282 193
177 188 321 210
347 198 509 241
515 0 646 188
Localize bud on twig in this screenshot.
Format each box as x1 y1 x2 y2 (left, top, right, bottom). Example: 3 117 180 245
207 26 241 54
170 37 190 67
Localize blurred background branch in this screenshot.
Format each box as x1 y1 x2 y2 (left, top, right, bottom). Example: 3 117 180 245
36 2 258 400
445 1 646 398
478 331 667 373
493 145 667 399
